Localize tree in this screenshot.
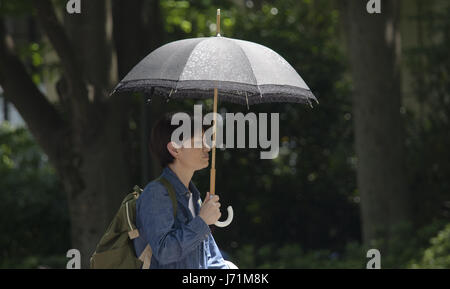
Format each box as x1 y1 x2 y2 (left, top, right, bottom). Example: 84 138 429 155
0 0 164 267
339 0 412 250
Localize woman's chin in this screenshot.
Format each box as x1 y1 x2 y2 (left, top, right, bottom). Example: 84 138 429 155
193 160 209 171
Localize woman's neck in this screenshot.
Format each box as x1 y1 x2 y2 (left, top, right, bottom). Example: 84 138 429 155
168 162 194 189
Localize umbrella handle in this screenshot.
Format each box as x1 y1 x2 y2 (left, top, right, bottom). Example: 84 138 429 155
215 205 234 227
211 9 230 228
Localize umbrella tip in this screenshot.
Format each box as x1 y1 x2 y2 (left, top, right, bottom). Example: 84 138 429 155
216 9 221 37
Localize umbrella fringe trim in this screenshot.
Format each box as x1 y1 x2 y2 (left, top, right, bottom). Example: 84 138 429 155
112 79 318 106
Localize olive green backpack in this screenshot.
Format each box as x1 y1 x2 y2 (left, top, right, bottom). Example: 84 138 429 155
90 177 177 269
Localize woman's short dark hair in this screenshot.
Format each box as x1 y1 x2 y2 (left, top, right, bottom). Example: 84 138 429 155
149 112 210 168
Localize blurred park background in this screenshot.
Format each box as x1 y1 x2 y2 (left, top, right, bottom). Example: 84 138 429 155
0 0 449 268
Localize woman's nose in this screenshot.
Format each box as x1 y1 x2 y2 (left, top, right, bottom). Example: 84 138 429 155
202 138 211 152
203 143 211 152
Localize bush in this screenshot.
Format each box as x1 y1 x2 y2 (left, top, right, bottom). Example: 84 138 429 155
231 220 449 269
409 223 450 269
0 122 70 268
232 242 365 269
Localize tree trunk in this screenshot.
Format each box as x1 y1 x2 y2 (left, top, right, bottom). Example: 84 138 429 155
339 0 412 251
60 94 133 268
55 1 121 268
1 0 166 268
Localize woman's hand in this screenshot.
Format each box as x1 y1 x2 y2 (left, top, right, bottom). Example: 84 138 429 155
198 192 221 225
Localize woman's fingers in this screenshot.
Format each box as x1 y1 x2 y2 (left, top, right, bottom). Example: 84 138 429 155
203 192 220 209
204 191 210 203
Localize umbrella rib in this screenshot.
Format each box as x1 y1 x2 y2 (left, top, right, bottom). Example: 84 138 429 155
174 38 208 92
245 91 249 110
230 39 262 99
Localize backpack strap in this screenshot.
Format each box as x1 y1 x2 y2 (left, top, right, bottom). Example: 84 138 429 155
156 176 177 217
126 177 178 240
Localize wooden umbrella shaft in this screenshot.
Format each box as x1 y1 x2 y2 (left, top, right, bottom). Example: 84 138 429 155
210 9 220 196
210 87 218 195
207 9 234 228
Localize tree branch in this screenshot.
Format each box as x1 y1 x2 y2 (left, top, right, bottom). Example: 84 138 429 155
63 0 115 101
0 18 67 164
33 0 89 129
33 0 84 88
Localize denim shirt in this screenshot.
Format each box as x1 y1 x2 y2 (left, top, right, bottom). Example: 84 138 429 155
133 166 228 269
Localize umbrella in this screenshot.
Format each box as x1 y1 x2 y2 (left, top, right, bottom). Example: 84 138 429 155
112 9 318 227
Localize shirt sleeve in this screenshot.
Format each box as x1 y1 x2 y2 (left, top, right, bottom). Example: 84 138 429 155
136 182 211 265
207 234 229 269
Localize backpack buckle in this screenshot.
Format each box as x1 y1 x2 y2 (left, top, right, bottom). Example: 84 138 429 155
128 229 140 239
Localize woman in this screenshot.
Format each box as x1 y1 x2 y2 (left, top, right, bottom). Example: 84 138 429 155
133 112 237 269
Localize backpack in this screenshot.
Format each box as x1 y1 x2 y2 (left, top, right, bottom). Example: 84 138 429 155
90 176 177 269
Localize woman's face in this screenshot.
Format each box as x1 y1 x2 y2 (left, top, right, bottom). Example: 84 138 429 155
171 132 210 171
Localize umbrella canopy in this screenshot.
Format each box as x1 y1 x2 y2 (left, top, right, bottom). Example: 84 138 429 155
112 36 318 107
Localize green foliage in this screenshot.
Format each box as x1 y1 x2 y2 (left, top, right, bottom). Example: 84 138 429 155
0 122 70 268
16 42 45 85
0 0 33 16
160 0 236 39
409 223 450 269
403 1 450 226
0 254 67 269
367 220 448 268
232 242 365 269
232 220 449 269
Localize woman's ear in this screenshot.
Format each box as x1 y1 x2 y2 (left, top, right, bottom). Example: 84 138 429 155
167 141 179 159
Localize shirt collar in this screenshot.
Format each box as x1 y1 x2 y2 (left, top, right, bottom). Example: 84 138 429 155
161 166 201 201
